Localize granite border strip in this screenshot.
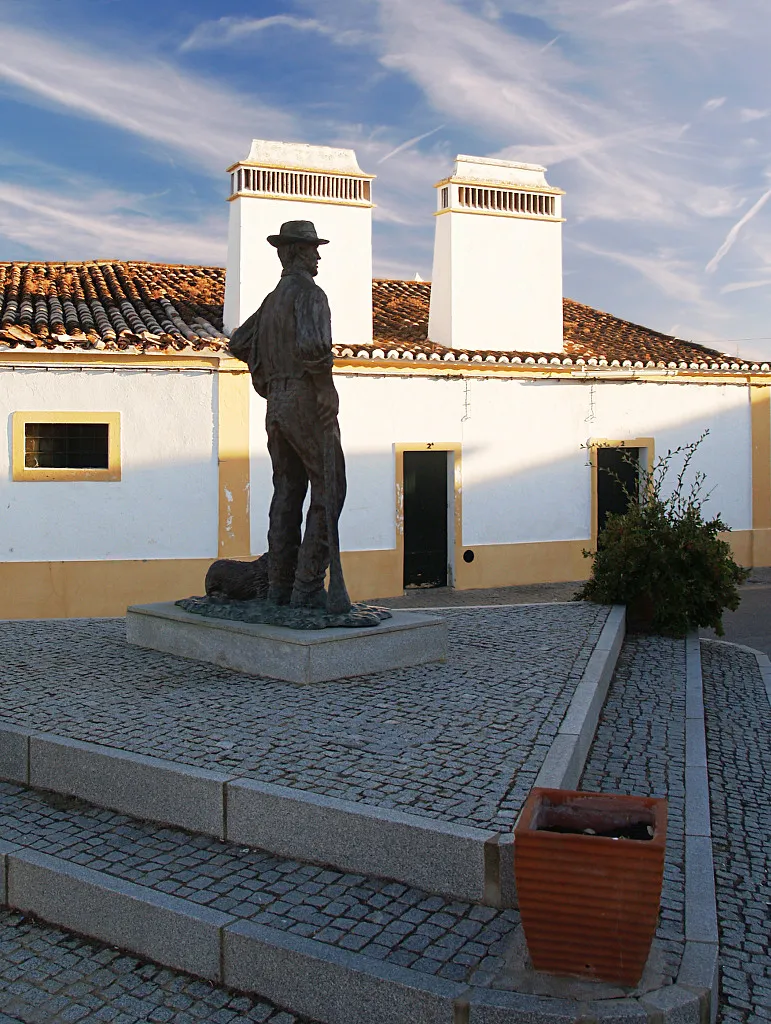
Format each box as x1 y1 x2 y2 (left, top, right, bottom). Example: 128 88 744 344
533 604 625 790
5 849 232 982
28 733 233 839
0 722 30 785
226 778 496 905
678 633 719 1024
0 839 21 904
223 919 467 1024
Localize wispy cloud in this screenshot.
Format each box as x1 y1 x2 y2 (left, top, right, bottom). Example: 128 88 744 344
575 240 718 310
0 177 226 263
377 125 445 164
706 187 771 272
180 15 367 52
703 96 726 112
0 22 297 175
721 278 771 293
739 108 770 123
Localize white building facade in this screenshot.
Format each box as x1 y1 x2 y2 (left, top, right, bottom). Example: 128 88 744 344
0 140 769 618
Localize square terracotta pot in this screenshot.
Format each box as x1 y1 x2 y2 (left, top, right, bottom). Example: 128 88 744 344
514 787 667 986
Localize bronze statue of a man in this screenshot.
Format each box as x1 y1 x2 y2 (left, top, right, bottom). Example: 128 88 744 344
228 220 348 612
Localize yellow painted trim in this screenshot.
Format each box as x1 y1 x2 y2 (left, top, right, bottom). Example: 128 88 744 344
12 411 121 482
0 350 221 370
394 442 463 589
751 386 771 530
4 526 770 618
333 363 771 385
0 558 211 619
433 208 565 223
452 538 589 590
228 192 374 208
588 437 655 550
227 160 376 178
217 370 251 557
340 549 402 602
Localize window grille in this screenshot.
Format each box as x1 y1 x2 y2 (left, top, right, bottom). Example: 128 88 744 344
456 186 555 217
441 186 449 209
231 168 371 203
25 422 109 470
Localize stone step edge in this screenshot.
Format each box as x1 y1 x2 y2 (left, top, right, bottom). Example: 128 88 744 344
0 841 715 1024
0 606 625 909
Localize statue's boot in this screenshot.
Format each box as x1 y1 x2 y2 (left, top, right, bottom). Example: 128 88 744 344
289 585 327 610
268 584 292 606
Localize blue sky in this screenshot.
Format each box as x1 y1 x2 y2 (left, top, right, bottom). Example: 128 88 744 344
1 0 771 358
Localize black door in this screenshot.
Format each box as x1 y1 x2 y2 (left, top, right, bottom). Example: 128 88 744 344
597 447 640 535
403 451 448 588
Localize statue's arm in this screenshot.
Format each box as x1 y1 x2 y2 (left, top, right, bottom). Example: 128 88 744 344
228 304 262 363
228 304 267 398
295 287 337 426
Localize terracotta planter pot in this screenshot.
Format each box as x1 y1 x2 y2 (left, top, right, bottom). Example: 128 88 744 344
514 787 667 986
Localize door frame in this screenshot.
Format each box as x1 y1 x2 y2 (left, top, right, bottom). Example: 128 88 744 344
589 436 655 550
395 442 462 588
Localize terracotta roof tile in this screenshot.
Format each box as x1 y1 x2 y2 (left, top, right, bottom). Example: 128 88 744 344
0 261 758 373
0 261 228 353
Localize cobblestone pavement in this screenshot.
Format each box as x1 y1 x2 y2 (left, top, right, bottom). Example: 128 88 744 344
0 909 308 1024
701 641 771 1024
0 603 608 832
580 636 687 987
376 580 583 607
0 782 519 984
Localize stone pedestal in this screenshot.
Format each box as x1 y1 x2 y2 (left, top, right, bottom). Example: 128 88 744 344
126 602 447 684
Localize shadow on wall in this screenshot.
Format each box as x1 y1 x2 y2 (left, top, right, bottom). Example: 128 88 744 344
0 393 757 618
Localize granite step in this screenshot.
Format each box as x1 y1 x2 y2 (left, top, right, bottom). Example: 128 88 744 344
0 781 518 1024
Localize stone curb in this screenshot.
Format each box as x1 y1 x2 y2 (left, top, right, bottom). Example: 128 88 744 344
226 778 497 905
0 605 625 907
679 634 719 1024
534 605 626 790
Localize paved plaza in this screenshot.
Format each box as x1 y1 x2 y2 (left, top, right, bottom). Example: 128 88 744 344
0 584 767 1022
0 604 608 832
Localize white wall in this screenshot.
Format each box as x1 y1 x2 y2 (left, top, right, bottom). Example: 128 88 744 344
1 368 218 561
429 211 564 353
249 373 752 553
224 197 373 346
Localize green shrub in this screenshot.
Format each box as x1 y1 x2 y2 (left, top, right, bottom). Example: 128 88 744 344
576 432 749 636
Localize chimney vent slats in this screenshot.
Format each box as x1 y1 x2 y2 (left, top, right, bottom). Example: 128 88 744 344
452 184 556 217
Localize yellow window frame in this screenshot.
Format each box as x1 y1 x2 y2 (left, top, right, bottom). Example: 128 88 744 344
12 411 121 482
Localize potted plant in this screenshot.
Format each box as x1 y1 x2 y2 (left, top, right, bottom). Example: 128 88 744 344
514 787 667 986
577 432 748 637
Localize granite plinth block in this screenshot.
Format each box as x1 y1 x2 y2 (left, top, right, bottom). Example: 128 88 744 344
126 602 447 683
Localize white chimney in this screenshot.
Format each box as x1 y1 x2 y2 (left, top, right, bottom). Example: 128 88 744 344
428 155 565 352
223 140 375 344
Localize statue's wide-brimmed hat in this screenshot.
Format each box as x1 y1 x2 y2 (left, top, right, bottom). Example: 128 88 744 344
267 220 329 247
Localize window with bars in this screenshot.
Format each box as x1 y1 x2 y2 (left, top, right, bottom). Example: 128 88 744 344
13 412 121 481
25 422 109 470
457 186 556 217
230 168 372 203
